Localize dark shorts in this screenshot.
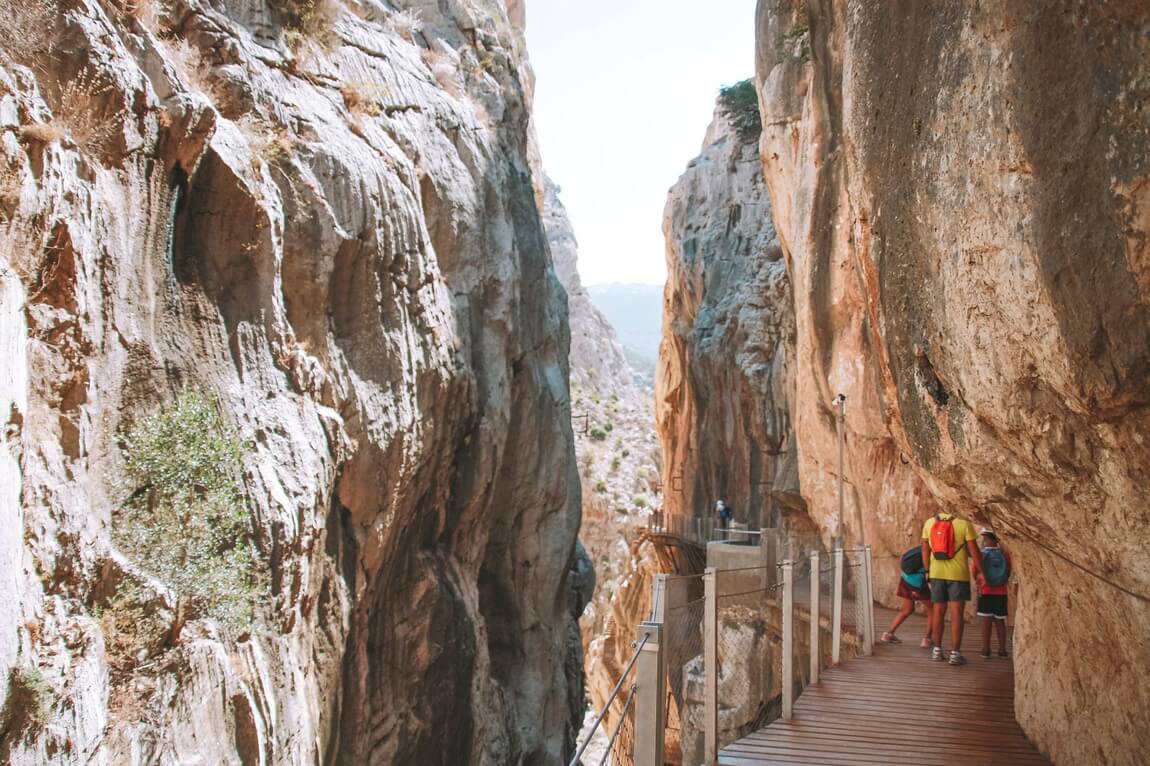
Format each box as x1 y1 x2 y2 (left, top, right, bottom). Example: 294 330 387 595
977 593 1008 619
929 579 972 603
897 579 930 602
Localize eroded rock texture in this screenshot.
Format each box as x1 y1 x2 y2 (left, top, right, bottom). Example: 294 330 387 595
0 1 582 763
757 2 1150 763
657 107 799 533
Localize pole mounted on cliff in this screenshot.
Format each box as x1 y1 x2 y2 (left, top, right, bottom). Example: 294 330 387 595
834 393 846 546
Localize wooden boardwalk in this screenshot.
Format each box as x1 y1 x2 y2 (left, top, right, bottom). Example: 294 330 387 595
719 609 1050 765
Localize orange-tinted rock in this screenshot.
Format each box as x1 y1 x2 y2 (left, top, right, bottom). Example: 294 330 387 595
757 3 1150 763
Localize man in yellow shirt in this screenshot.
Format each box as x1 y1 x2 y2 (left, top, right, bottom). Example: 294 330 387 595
921 512 983 665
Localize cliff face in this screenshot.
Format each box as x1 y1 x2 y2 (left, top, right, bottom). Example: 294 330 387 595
544 177 631 394
657 108 799 533
0 1 582 764
757 2 1150 764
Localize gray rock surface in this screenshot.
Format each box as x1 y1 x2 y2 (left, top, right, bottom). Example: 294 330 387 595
657 106 799 532
0 0 582 763
757 2 1150 763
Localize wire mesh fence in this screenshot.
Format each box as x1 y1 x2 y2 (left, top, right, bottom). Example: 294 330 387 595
845 549 869 650
818 558 835 669
713 567 778 753
662 595 704 764
790 563 813 694
607 686 636 766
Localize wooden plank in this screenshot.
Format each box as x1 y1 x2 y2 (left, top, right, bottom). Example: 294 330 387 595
720 609 1050 765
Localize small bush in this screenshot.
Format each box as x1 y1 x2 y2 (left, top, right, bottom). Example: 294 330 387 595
239 117 294 165
341 81 387 117
589 427 607 442
18 122 65 145
0 666 52 744
621 449 630 458
718 79 762 144
274 0 339 47
604 422 614 433
632 495 648 509
114 390 264 631
610 456 621 473
594 480 607 494
387 8 422 42
0 0 58 68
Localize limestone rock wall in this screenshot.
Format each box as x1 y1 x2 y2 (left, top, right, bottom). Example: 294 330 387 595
656 108 799 533
0 1 583 764
756 2 1150 763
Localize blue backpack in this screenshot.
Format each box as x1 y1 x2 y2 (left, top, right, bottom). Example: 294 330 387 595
982 547 1009 586
900 546 925 575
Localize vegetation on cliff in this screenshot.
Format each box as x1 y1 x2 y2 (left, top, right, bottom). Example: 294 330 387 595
717 79 762 144
114 390 263 630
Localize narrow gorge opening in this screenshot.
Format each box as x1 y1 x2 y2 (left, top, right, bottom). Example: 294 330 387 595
0 1 1145 765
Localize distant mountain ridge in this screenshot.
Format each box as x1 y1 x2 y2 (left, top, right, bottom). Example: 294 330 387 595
586 283 663 386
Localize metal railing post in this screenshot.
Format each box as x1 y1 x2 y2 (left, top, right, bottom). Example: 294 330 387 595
809 550 820 685
703 566 718 765
782 559 794 720
862 545 875 655
634 622 665 766
651 573 668 623
832 546 844 665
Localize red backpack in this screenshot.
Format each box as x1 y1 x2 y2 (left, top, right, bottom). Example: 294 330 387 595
929 514 959 560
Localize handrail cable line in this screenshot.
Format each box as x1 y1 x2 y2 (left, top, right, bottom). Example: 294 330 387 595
992 512 1150 604
715 564 773 574
568 634 650 766
596 685 636 766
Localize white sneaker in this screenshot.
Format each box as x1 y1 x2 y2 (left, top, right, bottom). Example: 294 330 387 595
931 647 944 662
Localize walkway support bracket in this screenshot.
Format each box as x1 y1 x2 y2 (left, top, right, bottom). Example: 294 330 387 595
634 621 665 766
703 566 718 765
782 559 794 720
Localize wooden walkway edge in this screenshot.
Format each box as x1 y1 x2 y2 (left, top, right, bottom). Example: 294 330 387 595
719 609 1051 765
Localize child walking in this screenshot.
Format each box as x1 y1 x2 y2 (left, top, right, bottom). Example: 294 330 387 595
881 546 935 647
975 528 1011 658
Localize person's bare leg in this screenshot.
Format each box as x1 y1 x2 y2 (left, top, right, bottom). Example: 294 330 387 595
980 617 992 655
887 598 914 635
995 619 1007 654
948 600 965 652
930 601 946 648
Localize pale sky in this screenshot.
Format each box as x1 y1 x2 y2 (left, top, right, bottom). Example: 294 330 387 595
525 0 758 286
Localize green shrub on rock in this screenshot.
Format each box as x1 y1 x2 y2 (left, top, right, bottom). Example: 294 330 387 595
718 79 762 144
0 666 52 744
114 390 264 631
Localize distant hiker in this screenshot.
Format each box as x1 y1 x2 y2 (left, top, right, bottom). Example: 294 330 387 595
975 529 1011 659
921 510 983 665
881 545 935 647
715 499 733 531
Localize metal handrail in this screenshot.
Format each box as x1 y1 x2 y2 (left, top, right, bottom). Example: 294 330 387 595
596 685 637 766
568 634 650 766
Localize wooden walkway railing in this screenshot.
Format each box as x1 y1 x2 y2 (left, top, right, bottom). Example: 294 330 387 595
718 609 1050 765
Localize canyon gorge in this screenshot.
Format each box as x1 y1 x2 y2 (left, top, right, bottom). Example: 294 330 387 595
0 1 1148 765
1 0 585 763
